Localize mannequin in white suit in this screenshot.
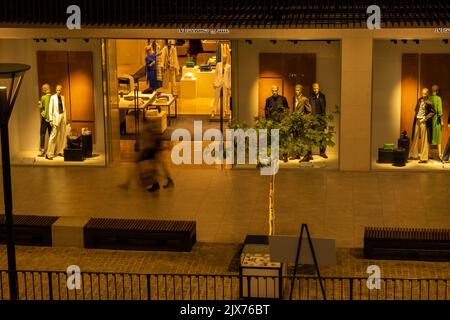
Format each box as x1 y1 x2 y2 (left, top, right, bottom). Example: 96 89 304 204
46 85 67 160
211 45 231 117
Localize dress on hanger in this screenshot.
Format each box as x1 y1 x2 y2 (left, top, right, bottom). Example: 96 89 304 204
161 44 180 90
212 61 231 115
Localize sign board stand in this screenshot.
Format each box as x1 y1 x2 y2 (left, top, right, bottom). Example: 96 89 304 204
289 223 327 300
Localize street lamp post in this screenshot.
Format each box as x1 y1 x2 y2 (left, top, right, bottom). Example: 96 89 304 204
0 63 30 301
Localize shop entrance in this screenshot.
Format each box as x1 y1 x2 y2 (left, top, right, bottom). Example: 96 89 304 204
111 39 232 162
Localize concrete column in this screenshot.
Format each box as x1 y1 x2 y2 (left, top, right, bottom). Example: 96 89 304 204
340 36 373 171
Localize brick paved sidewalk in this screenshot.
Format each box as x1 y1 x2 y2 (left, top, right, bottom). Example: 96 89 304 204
1 244 450 300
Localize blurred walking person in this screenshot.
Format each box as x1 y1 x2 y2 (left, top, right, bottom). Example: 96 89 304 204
120 121 173 192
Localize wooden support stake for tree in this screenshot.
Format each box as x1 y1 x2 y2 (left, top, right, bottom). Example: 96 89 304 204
269 174 275 236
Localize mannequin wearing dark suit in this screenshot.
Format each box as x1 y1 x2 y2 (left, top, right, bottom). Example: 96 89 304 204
265 85 288 122
310 83 328 158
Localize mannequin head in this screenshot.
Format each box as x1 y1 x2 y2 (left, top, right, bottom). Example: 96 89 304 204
168 39 176 47
295 84 303 96
421 88 429 98
271 85 279 98
56 85 63 96
312 83 320 95
431 84 439 95
41 84 51 95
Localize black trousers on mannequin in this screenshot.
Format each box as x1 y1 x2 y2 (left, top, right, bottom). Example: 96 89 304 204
305 119 327 157
39 117 52 150
443 137 450 161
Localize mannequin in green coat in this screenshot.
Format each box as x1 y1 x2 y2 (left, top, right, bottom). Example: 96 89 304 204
430 85 443 159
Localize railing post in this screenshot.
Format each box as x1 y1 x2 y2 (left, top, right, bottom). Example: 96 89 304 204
349 278 353 301
47 272 53 301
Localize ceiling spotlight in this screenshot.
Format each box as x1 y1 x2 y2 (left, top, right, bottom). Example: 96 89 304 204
270 40 277 44
401 39 407 44
245 40 252 45
390 39 398 44
443 39 448 44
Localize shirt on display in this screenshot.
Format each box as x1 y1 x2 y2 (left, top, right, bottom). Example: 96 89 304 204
58 96 64 114
417 100 426 119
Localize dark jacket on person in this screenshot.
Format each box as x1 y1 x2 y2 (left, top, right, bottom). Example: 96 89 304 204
265 95 289 121
310 92 327 115
411 97 436 144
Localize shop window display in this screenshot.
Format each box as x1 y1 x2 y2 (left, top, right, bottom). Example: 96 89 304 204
114 39 233 163
111 39 340 168
233 40 341 169
372 40 450 170
35 50 98 164
0 39 106 166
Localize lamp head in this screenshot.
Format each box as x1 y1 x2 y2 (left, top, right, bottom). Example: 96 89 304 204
0 63 31 113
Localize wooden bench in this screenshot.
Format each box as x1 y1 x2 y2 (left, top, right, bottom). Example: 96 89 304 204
84 218 196 252
0 215 58 246
364 227 450 261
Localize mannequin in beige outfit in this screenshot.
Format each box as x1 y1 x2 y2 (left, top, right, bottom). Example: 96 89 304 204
408 88 436 163
46 85 67 160
212 44 231 117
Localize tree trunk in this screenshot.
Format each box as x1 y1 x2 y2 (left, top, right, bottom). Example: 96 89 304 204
269 174 275 235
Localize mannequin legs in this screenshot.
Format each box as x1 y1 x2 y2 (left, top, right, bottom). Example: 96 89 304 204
212 85 229 116
409 121 429 162
443 137 450 162
39 117 52 156
56 120 67 155
47 120 67 158
46 125 58 159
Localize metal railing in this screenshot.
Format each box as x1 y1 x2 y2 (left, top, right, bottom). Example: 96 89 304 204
0 270 449 300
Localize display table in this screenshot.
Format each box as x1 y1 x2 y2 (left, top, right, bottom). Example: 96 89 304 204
180 77 197 99
196 70 215 98
147 97 177 125
118 91 157 110
145 110 168 134
121 91 157 134
239 243 286 299
182 65 199 77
